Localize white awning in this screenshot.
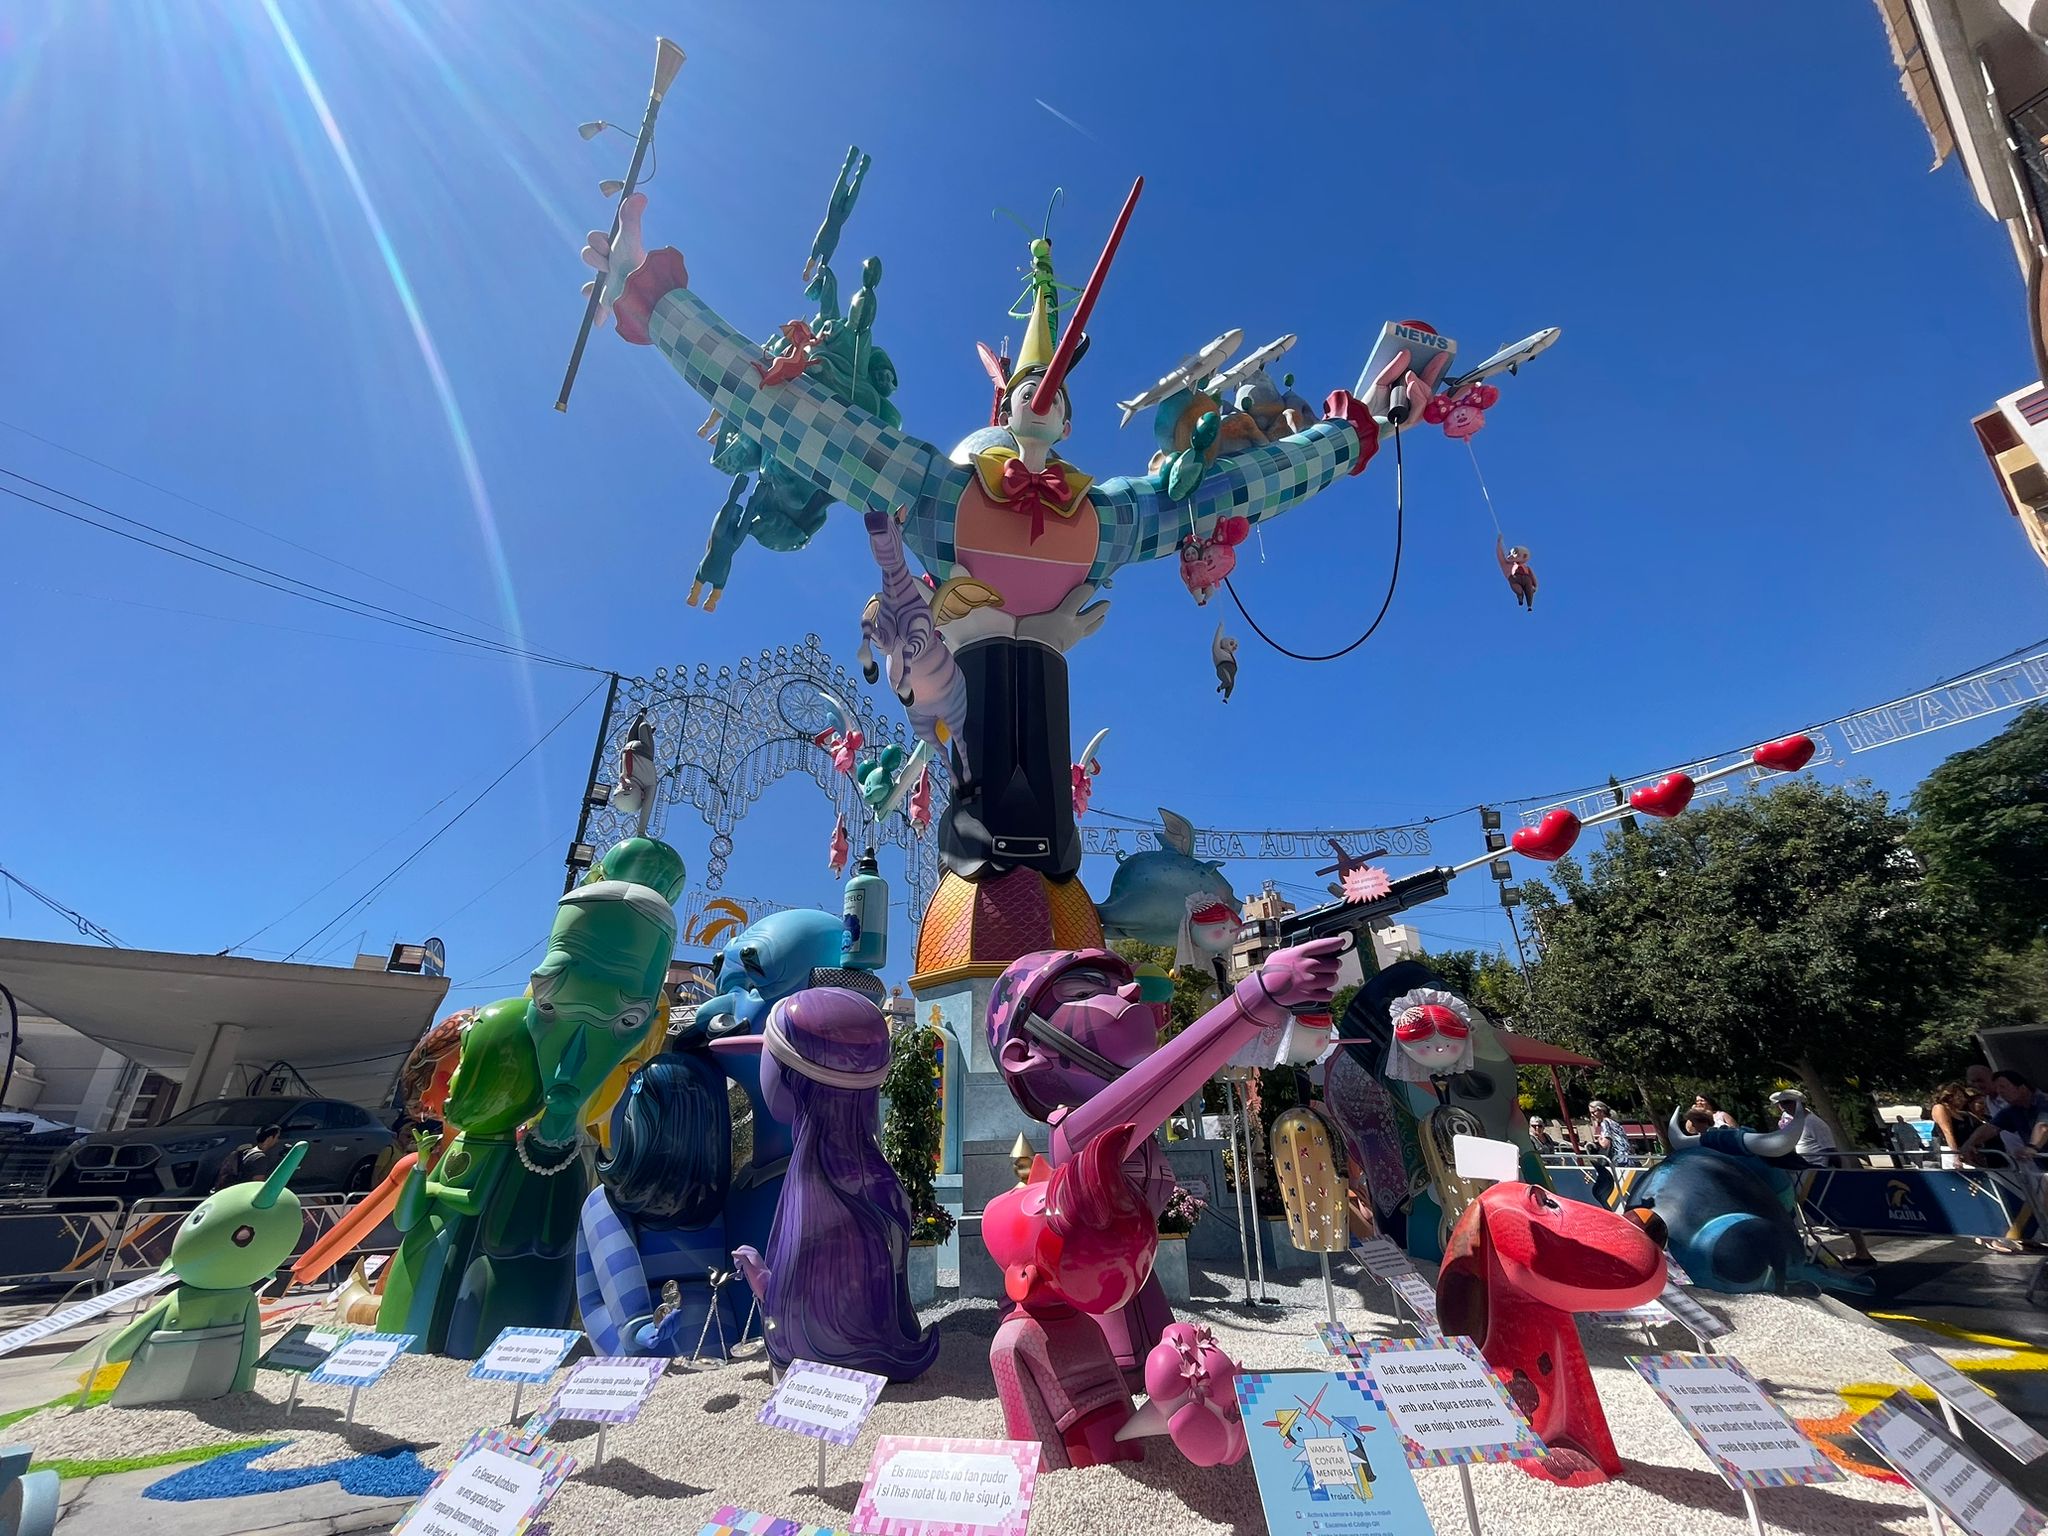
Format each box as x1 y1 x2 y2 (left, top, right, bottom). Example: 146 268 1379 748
0 938 450 1109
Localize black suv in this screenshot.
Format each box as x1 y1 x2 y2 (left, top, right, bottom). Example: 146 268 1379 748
46 1096 393 1202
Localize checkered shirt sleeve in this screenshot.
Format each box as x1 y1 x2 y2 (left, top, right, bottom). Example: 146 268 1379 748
646 288 945 517
1087 420 1362 586
574 1185 645 1355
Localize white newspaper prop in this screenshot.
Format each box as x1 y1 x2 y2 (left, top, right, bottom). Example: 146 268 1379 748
1451 1136 1521 1184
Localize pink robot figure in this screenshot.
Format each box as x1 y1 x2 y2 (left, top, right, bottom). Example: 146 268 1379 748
984 936 1345 1467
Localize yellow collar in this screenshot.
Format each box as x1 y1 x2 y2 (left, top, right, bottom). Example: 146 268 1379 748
972 445 1092 516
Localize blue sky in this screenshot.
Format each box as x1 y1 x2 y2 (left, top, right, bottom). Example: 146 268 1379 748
2 2 2042 1002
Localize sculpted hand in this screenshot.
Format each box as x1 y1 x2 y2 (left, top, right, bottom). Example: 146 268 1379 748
1016 584 1111 652
580 193 648 327
1235 935 1347 1026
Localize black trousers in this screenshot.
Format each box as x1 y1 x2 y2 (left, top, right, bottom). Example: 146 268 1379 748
939 636 1081 882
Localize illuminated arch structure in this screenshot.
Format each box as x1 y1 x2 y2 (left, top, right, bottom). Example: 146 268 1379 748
568 633 946 922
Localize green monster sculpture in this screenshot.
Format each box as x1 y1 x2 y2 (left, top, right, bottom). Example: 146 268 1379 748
378 998 541 1349
384 836 686 1357
99 1143 309 1406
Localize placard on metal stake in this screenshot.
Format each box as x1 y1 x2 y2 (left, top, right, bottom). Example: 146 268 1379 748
1456 1463 1480 1534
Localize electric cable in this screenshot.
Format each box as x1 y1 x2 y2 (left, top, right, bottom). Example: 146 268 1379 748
283 678 607 961
1222 418 1406 662
0 471 609 674
0 417 518 640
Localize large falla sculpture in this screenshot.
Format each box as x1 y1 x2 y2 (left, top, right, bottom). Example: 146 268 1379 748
583 177 1409 957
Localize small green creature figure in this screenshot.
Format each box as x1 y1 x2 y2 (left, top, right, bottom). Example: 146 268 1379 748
378 998 541 1350
99 1143 308 1405
997 191 1080 340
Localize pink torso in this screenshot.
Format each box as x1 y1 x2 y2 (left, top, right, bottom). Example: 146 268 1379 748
953 479 1099 618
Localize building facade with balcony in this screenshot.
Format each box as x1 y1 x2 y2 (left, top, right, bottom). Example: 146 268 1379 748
1876 1 2048 572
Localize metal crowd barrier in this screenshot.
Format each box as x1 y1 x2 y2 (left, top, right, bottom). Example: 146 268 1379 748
0 1198 127 1297
104 1192 380 1282
0 1191 389 1301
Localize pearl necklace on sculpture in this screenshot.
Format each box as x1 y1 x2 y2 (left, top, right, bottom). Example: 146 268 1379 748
515 1122 582 1177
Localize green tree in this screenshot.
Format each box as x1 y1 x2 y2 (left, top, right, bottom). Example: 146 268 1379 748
1911 704 2048 948
1521 780 1956 1148
881 1021 954 1243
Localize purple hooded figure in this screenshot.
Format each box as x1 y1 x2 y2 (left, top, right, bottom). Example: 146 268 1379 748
756 987 939 1382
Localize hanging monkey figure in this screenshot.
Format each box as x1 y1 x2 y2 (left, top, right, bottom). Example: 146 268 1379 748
1496 535 1537 611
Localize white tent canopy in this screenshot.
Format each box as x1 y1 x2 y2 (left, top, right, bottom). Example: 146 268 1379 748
0 938 451 1114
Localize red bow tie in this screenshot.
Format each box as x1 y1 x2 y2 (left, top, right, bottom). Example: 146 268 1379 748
999 456 1071 542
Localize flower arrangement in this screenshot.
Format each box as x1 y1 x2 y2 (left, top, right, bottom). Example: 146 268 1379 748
1158 1183 1207 1237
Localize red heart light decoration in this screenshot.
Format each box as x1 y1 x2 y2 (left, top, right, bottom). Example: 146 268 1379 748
1511 808 1582 862
1752 734 1816 773
1629 773 1695 819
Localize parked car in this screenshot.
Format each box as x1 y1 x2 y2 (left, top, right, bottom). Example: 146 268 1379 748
0 1114 86 1199
45 1096 392 1202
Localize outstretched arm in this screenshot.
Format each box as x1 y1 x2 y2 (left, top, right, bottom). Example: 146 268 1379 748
1085 395 1380 587
1050 938 1347 1163
594 199 944 518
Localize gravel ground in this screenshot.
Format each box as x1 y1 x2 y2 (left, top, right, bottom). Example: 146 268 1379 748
10 1261 1964 1534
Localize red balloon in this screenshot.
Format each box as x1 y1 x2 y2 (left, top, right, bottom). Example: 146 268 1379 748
1752 734 1816 773
1628 773 1695 819
1511 808 1582 862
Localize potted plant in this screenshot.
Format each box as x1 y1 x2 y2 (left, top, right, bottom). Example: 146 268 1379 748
882 1018 954 1305
1154 1184 1205 1302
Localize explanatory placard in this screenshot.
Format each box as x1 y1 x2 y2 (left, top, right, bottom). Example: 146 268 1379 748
1361 1335 1543 1467
1891 1346 2048 1464
1630 1352 1840 1490
759 1358 886 1448
850 1435 1040 1536
470 1327 583 1386
307 1331 414 1390
1857 1393 2047 1536
392 1427 575 1536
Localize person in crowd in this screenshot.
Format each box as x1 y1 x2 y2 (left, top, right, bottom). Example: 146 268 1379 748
1967 1062 2006 1120
1526 1115 1562 1154
1963 1071 2048 1165
1929 1081 1983 1169
1681 1108 1715 1136
1691 1092 1737 1129
1585 1100 1634 1204
1770 1089 1876 1267
212 1124 285 1193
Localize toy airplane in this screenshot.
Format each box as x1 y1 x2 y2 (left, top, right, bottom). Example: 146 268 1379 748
1116 329 1244 426
1205 332 1298 400
1442 327 1561 392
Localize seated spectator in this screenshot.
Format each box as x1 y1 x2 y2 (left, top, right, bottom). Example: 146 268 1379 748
1681 1108 1715 1136
1692 1092 1737 1129
1963 1070 2048 1166
1586 1100 1634 1204
1929 1081 1983 1170
1968 1062 2004 1118
1771 1090 1876 1267
1526 1116 1562 1153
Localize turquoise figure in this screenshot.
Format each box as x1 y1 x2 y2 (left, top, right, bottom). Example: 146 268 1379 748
689 149 898 612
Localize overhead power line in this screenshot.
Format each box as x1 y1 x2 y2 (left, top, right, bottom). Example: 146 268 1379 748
0 417 519 641
1 468 609 675
0 866 126 948
282 678 609 962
